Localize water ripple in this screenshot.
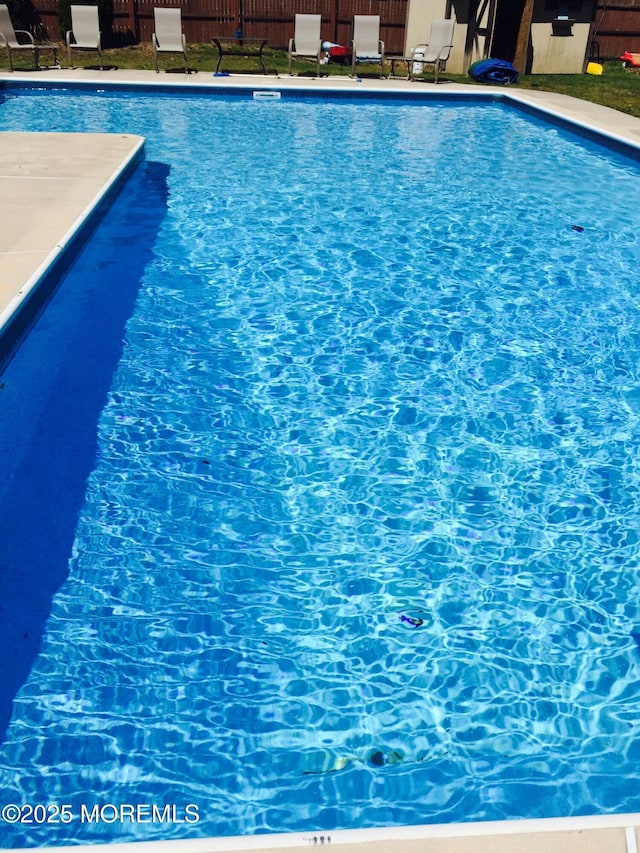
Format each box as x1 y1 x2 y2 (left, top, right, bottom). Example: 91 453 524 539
0 92 640 845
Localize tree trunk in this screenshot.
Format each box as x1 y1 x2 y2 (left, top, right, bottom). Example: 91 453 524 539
513 0 534 74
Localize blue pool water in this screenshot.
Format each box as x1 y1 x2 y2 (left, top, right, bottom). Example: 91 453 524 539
1 86 640 846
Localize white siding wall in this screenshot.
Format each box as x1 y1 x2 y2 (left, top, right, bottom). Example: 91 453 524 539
404 0 492 75
404 0 446 54
531 22 591 73
404 0 592 75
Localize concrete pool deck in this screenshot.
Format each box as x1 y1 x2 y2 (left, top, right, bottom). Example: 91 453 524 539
1 68 640 853
0 129 144 334
8 814 640 853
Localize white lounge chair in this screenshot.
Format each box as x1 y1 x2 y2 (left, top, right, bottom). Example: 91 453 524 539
0 3 37 71
351 15 384 77
152 7 189 74
288 13 322 76
66 5 102 69
409 18 455 83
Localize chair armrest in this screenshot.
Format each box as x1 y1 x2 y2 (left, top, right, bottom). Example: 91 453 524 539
66 30 73 46
288 36 294 51
181 33 186 49
0 33 7 47
15 28 35 45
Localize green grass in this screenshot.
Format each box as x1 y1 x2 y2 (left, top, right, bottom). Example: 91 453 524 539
2 44 639 119
436 61 640 118
0 42 363 77
509 60 640 119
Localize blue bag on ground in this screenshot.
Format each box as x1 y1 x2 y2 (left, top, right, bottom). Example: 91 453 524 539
468 58 519 85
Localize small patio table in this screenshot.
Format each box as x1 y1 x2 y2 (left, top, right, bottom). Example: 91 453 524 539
211 37 268 74
12 43 59 71
389 55 415 80
35 44 59 69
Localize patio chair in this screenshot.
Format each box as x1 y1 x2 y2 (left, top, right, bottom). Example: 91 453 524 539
351 15 384 77
288 14 322 76
0 3 37 71
152 7 189 74
66 5 102 70
409 18 455 83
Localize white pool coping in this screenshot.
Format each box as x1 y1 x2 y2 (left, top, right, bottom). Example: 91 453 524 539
1 68 640 853
9 813 640 853
0 130 145 338
2 65 640 144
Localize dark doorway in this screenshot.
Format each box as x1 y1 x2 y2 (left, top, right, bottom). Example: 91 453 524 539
491 0 524 62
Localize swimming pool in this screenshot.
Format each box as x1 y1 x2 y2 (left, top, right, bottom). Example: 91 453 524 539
1 84 640 847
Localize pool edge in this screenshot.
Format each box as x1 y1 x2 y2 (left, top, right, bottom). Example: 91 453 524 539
2 74 640 853
9 813 640 852
0 131 146 359
2 70 640 155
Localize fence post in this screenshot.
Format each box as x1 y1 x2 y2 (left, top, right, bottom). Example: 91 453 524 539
126 0 139 42
513 0 534 74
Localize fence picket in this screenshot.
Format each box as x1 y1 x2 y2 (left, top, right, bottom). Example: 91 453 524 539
29 0 408 53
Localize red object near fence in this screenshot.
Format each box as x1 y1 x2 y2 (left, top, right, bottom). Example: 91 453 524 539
620 50 640 67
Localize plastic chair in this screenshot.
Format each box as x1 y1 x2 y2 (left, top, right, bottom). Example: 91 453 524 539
0 4 37 71
351 15 384 77
288 14 322 76
66 5 102 70
152 8 189 74
410 18 455 83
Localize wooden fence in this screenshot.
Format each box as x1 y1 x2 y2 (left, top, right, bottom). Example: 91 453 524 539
591 1 640 58
30 0 409 53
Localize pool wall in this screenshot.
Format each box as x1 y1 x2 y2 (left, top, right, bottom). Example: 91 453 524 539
0 130 145 368
3 75 640 162
0 156 169 745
